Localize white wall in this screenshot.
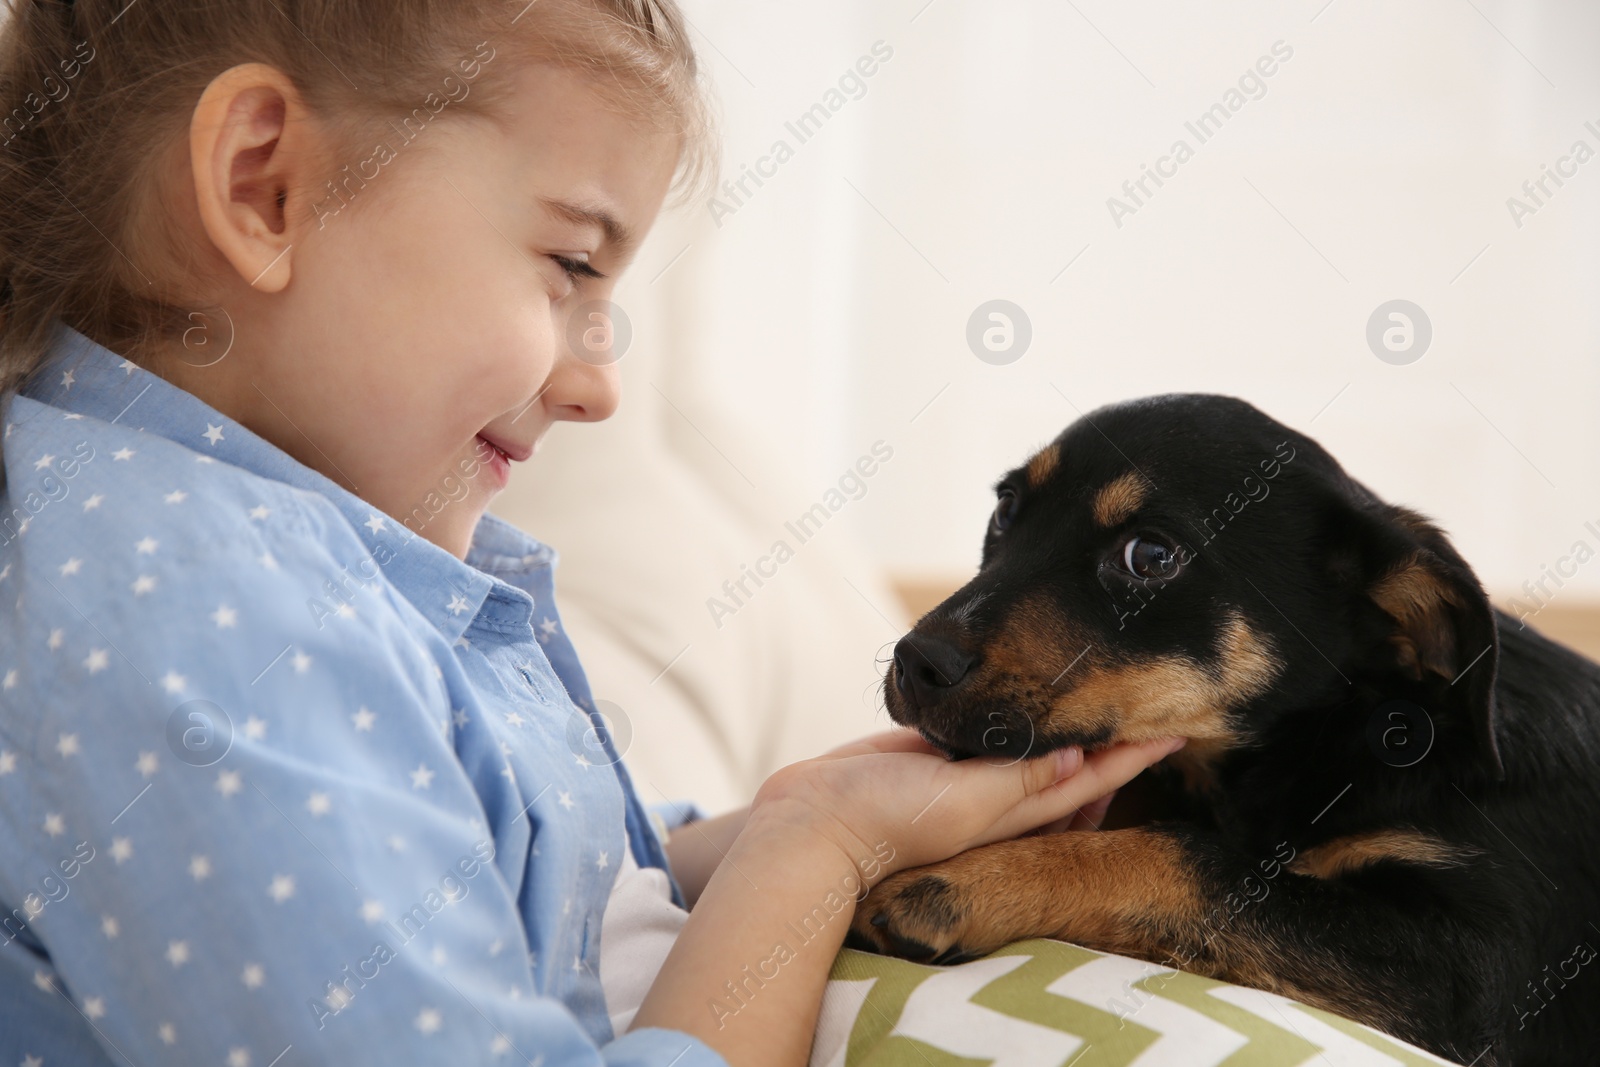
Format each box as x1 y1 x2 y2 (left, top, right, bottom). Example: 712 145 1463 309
624 0 1600 611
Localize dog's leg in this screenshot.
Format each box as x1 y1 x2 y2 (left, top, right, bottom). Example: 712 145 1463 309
846 827 1495 1061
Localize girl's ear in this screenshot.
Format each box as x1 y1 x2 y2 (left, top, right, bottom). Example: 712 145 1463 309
188 63 313 294
1331 498 1505 781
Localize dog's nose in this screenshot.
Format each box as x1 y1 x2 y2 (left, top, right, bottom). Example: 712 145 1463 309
893 632 975 708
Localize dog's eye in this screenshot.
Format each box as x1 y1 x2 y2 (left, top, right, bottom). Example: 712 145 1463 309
1122 536 1179 580
992 490 1019 533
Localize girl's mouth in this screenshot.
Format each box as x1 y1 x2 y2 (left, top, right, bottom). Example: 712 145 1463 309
477 434 513 487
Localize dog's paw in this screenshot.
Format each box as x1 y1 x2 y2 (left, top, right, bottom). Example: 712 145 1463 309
847 866 995 965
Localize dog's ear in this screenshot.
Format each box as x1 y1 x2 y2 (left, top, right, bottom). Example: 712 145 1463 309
1332 501 1504 780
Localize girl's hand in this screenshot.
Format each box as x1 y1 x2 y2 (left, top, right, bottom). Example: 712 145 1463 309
749 729 1187 885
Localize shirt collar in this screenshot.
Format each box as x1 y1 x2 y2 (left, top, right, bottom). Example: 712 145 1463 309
19 320 543 644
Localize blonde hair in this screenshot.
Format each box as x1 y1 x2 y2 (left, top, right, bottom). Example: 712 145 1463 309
0 0 717 461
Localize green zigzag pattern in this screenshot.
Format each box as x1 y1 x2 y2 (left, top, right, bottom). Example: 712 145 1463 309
826 940 1454 1067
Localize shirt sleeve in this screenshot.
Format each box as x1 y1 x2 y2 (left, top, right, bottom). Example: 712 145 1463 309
0 485 726 1067
646 799 710 846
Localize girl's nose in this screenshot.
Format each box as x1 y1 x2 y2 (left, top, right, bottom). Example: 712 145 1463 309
544 347 621 423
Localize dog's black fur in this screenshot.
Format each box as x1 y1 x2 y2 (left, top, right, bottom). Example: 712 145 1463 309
846 394 1600 1065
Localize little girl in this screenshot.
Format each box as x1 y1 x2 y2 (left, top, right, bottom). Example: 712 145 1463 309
0 1 1181 1064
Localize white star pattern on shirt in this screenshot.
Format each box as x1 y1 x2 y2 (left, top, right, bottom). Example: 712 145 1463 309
22 1055 42 1067
82 492 104 511
83 995 105 1019
490 1035 511 1055
203 423 225 446
352 706 376 731
447 595 470 616
131 574 157 595
159 1022 177 1044
558 790 574 811
47 629 63 650
112 447 135 461
136 751 158 777
56 733 79 757
213 603 238 628
32 971 54 992
42 812 64 837
360 899 385 923
135 536 158 554
101 915 119 938
216 770 243 797
596 851 608 871
291 650 312 673
58 557 82 576
504 712 525 728
259 551 278 570
0 750 15 774
540 617 559 637
452 708 469 728
268 874 295 903
415 1007 442 1034
364 514 386 535
410 764 435 789
189 855 212 880
166 940 190 966
241 963 265 989
33 453 54 471
164 490 187 505
160 671 185 694
60 369 75 389
227 1048 251 1067
306 792 331 816
243 716 267 740
83 647 109 674
110 837 133 863
249 505 271 520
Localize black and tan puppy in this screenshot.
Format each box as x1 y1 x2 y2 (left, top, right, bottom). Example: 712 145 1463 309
847 394 1600 1065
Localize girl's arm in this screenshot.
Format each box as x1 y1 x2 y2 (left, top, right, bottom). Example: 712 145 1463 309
634 734 1186 1066
665 808 748 908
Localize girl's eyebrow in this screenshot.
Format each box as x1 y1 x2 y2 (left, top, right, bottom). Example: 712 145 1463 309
538 196 637 260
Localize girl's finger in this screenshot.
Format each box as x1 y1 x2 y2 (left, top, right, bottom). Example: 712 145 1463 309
978 735 1184 845
1071 789 1118 831
816 729 943 761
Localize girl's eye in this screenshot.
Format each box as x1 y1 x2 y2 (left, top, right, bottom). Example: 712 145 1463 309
992 489 1019 533
1122 536 1179 580
550 255 606 286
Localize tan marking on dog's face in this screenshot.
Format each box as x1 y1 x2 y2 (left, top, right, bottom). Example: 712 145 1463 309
1040 612 1280 748
1091 470 1150 527
1026 444 1060 488
977 595 1093 688
1288 830 1475 880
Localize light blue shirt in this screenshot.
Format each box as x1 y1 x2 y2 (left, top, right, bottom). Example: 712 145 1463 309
0 322 724 1067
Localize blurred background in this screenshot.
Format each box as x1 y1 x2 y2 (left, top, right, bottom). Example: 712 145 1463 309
494 0 1600 814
